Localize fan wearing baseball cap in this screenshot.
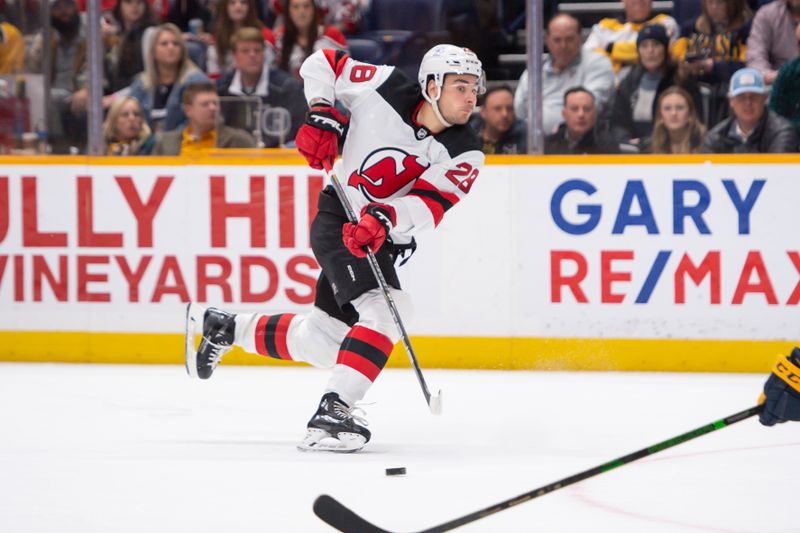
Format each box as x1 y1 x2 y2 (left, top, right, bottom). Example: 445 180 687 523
703 67 798 152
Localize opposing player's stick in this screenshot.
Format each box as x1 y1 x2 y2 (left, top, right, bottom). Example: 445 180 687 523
322 159 442 415
313 404 763 532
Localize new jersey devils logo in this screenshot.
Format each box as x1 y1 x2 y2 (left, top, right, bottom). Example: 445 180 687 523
348 148 430 201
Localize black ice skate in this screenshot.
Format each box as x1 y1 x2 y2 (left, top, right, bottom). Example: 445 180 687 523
297 392 372 453
184 303 235 379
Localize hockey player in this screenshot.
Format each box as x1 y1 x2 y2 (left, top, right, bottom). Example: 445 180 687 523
185 44 486 452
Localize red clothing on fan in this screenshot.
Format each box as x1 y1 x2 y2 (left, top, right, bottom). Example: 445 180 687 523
78 0 169 20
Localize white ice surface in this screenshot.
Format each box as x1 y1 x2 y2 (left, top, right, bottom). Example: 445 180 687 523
0 363 797 533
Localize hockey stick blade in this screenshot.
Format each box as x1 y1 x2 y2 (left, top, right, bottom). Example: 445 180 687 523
184 302 199 378
314 495 393 533
313 405 762 533
428 389 443 415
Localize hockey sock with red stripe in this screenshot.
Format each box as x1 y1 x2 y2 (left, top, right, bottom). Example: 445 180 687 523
254 313 296 360
325 325 395 406
234 313 295 361
336 325 394 382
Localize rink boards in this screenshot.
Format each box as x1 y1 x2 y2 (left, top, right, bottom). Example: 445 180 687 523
0 152 798 371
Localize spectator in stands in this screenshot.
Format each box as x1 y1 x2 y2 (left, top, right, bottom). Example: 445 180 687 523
769 56 800 136
704 67 798 152
469 85 526 154
167 0 213 70
474 0 517 80
275 0 347 79
153 0 169 23
124 23 209 133
4 0 45 34
103 96 156 155
216 27 307 146
152 82 256 154
207 0 277 77
105 0 156 93
611 24 702 148
584 0 679 83
79 0 171 20
271 0 362 35
0 19 24 73
27 0 89 152
316 0 362 35
545 87 621 154
514 13 615 135
672 0 753 127
649 86 706 153
167 0 212 36
443 0 482 56
745 0 800 85
77 0 120 13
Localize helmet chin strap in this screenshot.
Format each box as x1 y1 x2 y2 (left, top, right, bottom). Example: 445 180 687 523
431 100 453 129
423 85 453 129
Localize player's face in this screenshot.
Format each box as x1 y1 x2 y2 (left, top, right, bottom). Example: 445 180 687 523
435 74 479 125
479 89 514 134
114 99 144 141
185 92 219 132
659 93 691 132
562 91 596 137
227 0 249 23
234 41 265 75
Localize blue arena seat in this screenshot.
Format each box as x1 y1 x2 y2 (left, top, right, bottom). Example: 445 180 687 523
346 38 385 64
360 0 450 78
671 0 702 27
186 39 208 72
365 0 446 32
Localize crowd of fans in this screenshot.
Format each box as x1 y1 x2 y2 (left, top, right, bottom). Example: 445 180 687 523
0 0 352 154
0 0 798 155
500 0 800 154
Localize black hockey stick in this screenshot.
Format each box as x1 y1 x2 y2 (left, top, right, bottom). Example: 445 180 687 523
322 159 442 415
314 405 762 532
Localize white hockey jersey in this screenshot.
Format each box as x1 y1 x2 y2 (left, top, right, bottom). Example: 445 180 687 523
299 49 485 243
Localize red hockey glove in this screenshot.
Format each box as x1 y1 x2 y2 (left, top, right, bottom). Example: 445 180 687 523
295 105 348 169
342 203 397 258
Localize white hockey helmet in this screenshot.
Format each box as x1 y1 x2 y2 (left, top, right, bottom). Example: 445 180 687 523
418 44 485 127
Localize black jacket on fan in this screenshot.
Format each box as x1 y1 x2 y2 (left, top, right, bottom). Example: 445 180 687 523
611 64 703 144
467 115 528 154
216 66 307 147
545 123 621 154
703 109 798 153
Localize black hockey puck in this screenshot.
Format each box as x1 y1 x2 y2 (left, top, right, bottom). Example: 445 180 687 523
385 467 406 476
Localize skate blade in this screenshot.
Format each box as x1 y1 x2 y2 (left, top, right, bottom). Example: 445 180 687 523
184 303 200 378
297 428 366 453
